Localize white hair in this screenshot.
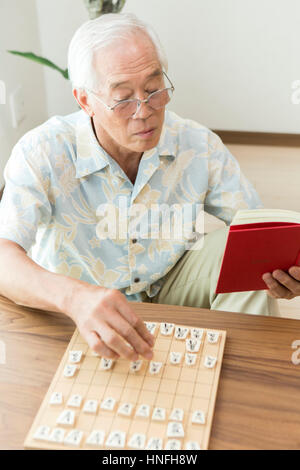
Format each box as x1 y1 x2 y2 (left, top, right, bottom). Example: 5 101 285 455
68 12 168 91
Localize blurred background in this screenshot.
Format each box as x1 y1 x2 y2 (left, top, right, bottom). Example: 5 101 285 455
1 0 300 184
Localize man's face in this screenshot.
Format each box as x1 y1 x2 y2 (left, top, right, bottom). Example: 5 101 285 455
90 31 167 155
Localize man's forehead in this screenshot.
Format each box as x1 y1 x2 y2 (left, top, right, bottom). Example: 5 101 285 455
108 68 162 90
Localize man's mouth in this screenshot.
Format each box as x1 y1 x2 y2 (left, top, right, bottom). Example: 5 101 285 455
135 128 155 138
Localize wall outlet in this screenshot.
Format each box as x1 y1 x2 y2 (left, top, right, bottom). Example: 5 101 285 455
10 85 26 128
0 80 6 105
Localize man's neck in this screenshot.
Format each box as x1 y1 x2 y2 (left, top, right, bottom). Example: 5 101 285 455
91 117 142 183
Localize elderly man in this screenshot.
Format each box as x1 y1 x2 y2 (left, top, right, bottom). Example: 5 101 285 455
0 13 299 360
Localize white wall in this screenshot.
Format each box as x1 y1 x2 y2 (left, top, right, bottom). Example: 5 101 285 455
35 0 300 134
35 0 88 118
0 0 48 187
123 0 300 133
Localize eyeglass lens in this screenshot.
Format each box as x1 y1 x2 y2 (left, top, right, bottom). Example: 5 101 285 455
114 88 173 118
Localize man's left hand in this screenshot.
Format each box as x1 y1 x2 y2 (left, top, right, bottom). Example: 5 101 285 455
262 267 300 299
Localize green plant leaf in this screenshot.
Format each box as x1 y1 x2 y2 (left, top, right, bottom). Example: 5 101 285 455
112 0 126 13
7 50 69 80
84 0 126 17
102 0 126 14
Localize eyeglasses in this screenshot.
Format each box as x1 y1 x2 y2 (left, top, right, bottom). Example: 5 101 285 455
86 71 175 119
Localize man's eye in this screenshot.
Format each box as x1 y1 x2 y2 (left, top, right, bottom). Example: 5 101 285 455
113 89 159 102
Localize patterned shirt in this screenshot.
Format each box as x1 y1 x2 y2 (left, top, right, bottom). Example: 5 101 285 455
0 110 262 301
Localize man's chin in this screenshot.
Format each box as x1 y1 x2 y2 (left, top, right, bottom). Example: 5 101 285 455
132 133 161 152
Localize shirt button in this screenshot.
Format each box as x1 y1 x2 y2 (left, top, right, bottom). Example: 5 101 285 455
134 277 140 283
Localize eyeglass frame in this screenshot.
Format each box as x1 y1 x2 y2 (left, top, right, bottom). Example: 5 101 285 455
85 71 175 117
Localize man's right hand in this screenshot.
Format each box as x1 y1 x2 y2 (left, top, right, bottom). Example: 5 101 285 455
66 285 154 361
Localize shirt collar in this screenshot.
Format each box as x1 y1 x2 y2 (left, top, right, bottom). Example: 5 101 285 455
75 113 110 178
75 111 176 179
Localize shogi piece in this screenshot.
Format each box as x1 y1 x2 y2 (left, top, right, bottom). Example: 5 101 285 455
49 392 63 406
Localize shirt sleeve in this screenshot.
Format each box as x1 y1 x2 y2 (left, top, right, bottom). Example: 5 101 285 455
204 131 263 225
0 137 52 252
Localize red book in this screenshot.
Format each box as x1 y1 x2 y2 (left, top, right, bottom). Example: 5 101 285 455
215 210 300 294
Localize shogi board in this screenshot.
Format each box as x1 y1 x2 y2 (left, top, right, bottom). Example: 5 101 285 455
24 322 226 450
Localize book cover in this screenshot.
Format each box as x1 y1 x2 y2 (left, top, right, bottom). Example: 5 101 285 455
215 210 300 294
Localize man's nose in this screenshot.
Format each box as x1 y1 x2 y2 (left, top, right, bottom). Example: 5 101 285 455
132 99 153 119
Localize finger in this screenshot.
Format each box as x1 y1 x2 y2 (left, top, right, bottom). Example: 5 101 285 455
271 269 300 296
107 310 153 360
115 297 155 347
266 288 295 300
85 330 119 359
262 272 292 299
266 289 278 299
289 266 300 281
96 321 139 361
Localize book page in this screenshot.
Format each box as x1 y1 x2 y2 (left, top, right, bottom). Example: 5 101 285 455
231 209 300 226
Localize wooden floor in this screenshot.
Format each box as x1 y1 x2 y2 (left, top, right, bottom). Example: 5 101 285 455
205 143 300 320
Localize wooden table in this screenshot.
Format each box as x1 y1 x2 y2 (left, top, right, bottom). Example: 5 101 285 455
0 294 300 450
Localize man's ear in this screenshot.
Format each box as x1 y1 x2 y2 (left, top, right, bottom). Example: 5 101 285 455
73 88 95 117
